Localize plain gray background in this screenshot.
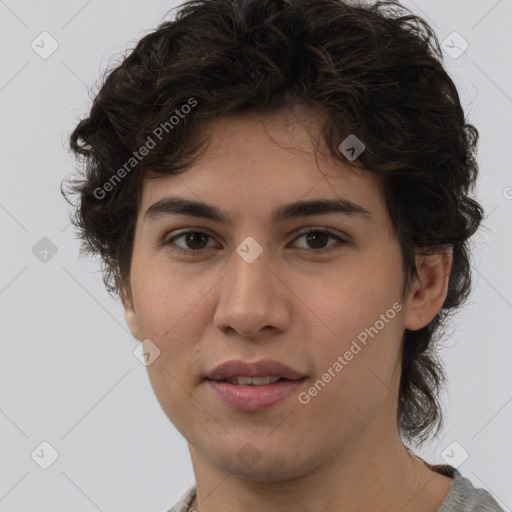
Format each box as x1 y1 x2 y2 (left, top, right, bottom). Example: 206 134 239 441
0 0 510 510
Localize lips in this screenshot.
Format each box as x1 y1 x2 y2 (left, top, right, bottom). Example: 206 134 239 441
204 359 307 410
205 359 305 382
207 378 306 411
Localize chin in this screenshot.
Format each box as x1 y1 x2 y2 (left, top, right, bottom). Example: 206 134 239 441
207 441 320 482
221 460 313 482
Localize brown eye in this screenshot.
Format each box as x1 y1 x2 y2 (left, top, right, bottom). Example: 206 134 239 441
162 227 348 257
304 231 330 249
292 229 348 253
182 232 210 250
164 230 215 255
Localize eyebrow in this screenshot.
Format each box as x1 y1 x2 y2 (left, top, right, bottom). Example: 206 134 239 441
144 196 372 225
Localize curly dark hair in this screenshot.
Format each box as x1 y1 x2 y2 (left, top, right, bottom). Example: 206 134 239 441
62 0 483 446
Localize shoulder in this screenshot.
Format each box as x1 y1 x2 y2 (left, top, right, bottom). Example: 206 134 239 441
436 467 504 512
165 471 506 512
165 485 196 512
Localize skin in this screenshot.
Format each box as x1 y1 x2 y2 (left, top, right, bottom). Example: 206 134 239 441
122 104 454 512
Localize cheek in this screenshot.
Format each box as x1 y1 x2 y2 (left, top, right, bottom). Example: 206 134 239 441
129 255 226 368
294 248 403 343
130 256 207 341
132 266 207 426
302 320 403 437
293 256 404 421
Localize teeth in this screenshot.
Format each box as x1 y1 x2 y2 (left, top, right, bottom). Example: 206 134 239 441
224 376 281 385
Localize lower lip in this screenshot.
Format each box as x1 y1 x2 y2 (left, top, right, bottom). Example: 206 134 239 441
206 378 306 411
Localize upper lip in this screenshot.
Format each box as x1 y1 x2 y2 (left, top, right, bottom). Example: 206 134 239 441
205 359 306 381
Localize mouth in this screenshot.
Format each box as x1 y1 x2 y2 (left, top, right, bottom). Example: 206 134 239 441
205 377 307 411
205 358 306 382
204 359 307 411
208 376 296 386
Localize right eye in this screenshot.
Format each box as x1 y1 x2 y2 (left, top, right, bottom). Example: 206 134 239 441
163 230 217 255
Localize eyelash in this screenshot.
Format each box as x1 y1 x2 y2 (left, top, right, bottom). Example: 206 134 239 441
162 228 348 256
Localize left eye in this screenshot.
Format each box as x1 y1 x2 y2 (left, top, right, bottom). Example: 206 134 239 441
163 228 347 255
292 228 347 252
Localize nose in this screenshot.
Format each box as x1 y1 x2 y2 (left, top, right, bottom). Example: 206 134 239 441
213 246 291 340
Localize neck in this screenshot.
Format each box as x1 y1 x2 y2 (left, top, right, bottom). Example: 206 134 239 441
187 433 445 512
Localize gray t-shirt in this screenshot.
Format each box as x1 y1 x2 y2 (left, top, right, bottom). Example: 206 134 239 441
166 465 504 512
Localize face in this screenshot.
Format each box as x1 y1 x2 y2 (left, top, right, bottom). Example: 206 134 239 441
123 105 434 481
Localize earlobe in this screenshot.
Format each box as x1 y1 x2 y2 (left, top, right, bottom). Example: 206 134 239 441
403 247 453 331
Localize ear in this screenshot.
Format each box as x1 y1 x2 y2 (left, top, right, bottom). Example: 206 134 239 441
403 246 453 331
120 279 142 341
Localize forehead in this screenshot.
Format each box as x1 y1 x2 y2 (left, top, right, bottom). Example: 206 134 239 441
139 107 386 223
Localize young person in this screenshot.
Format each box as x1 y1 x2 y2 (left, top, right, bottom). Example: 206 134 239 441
63 0 504 510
